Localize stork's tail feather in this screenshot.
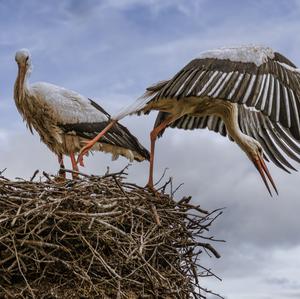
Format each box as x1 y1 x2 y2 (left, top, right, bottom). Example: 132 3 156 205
112 80 170 120
114 122 150 161
61 122 150 162
144 80 169 98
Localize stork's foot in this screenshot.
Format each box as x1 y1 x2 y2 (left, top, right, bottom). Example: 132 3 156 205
77 144 91 167
145 183 161 198
54 170 67 182
71 172 79 180
58 168 66 179
79 157 85 167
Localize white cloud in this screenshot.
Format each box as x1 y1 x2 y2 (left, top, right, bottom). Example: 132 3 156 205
2 1 300 298
205 245 300 299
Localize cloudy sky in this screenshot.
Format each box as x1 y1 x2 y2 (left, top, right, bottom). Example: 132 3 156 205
1 0 300 298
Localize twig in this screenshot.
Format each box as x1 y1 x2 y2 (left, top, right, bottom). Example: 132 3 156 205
154 167 169 186
12 236 35 298
0 167 7 175
30 170 39 182
150 204 161 226
42 171 51 181
61 168 93 178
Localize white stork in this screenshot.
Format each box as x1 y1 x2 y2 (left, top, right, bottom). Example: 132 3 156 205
78 45 300 195
14 49 149 178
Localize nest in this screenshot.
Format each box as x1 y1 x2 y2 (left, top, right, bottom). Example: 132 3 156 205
0 167 223 299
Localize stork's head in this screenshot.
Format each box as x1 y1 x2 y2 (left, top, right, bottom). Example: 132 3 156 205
14 49 32 101
15 49 31 69
244 138 278 196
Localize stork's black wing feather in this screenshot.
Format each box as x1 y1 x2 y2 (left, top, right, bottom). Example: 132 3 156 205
147 51 300 141
60 121 150 161
155 105 300 172
88 98 111 119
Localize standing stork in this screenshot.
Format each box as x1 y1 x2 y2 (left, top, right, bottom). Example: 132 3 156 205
14 49 149 178
78 45 300 195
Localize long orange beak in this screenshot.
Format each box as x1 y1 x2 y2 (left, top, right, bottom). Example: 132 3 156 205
252 155 278 196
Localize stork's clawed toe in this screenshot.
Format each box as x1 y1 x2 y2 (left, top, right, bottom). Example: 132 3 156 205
145 183 161 197
55 172 67 182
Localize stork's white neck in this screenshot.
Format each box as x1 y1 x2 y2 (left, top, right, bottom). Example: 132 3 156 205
14 64 30 103
222 103 256 157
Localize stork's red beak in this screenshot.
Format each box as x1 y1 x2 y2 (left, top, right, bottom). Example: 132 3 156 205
252 155 278 196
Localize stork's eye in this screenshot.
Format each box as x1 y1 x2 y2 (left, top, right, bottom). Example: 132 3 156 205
25 57 29 62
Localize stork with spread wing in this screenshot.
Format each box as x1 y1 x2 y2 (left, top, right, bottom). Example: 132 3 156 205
78 45 300 195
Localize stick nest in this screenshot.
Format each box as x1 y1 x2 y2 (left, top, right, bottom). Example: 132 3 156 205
0 168 223 299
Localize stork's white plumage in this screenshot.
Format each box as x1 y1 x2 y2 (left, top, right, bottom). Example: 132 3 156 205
14 49 149 178
78 45 300 195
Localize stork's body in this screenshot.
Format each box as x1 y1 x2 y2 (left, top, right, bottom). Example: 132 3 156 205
79 45 300 195
14 49 149 178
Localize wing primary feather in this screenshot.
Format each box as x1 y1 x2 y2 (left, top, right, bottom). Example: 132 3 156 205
287 89 300 140
187 116 196 130
258 125 296 171
175 69 198 98
182 115 191 129
219 121 227 136
212 71 234 97
246 74 263 107
273 123 300 154
228 73 244 100
234 73 251 102
251 128 290 173
199 116 209 128
238 107 249 135
186 71 207 96
253 74 267 107
169 69 194 98
181 69 200 97
266 123 300 163
197 71 219 96
278 83 289 127
211 116 219 132
245 110 290 172
208 72 227 96
283 86 291 128
281 64 290 85
257 74 270 111
158 70 187 99
274 79 281 121
265 75 274 116
202 72 224 96
207 116 214 130
241 75 256 103
174 116 185 129
219 71 240 98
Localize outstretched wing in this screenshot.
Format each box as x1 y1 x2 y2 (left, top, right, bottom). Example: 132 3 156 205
147 47 300 141
155 105 300 173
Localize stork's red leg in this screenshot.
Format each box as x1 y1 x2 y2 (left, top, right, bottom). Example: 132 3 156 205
77 120 117 166
70 152 79 179
147 116 175 190
58 154 66 179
